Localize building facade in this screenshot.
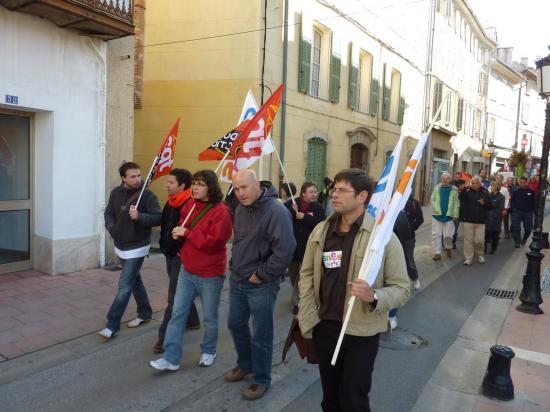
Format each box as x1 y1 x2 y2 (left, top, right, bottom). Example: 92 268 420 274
0 1 135 275
134 0 424 203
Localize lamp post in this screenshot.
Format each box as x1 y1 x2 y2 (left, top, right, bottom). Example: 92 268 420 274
487 143 496 176
516 52 550 314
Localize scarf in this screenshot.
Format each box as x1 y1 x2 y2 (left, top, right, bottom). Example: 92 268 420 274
300 197 312 213
168 188 192 208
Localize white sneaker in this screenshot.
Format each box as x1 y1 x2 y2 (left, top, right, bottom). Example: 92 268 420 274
128 317 150 328
413 279 421 290
98 328 116 339
388 317 397 330
199 353 216 367
149 358 179 371
478 256 486 263
464 260 472 266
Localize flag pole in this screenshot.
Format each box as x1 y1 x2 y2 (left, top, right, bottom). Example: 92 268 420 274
214 150 231 174
179 204 196 228
134 155 159 209
330 96 447 366
271 139 296 206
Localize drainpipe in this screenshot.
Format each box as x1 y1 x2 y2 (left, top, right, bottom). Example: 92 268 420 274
277 0 289 185
515 81 525 150
421 0 436 204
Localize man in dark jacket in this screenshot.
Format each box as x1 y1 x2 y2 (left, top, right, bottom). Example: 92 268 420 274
226 169 296 401
459 176 492 266
100 162 162 339
510 176 536 248
403 196 423 289
153 168 200 354
485 181 505 254
285 181 325 314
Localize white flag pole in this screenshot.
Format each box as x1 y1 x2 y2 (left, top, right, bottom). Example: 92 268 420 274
271 138 296 207
134 155 159 209
179 203 196 228
214 150 231 174
330 96 447 366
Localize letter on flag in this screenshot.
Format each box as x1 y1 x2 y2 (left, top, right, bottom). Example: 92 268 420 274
145 118 180 187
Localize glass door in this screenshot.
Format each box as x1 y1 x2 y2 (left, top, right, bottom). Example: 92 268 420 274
0 112 32 274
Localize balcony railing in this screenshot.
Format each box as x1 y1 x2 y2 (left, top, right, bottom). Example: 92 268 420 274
0 0 134 39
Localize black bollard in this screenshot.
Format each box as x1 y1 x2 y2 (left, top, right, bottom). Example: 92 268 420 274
481 345 515 401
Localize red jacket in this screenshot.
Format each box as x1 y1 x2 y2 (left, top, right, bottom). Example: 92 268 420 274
178 199 233 277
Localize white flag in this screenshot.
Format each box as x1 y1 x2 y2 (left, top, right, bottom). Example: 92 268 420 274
219 90 275 183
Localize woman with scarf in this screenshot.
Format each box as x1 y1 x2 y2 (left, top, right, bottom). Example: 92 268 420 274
285 181 326 315
154 168 200 354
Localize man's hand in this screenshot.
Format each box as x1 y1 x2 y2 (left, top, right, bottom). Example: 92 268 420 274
478 198 485 205
296 212 305 220
249 272 263 284
129 205 139 220
172 226 186 240
348 279 376 303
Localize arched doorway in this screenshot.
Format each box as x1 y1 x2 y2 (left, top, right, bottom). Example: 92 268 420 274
350 143 369 171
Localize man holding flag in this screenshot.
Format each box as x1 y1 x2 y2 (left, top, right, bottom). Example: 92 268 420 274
298 169 409 412
99 162 162 339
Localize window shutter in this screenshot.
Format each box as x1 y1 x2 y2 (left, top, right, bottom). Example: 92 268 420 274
369 78 379 116
306 138 327 190
398 96 405 125
298 14 311 94
382 64 390 120
329 35 341 103
456 97 463 130
347 43 358 109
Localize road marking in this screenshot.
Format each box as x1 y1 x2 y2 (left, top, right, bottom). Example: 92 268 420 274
504 345 550 367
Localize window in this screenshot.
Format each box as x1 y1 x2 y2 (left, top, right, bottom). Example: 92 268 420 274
446 0 452 22
464 103 470 135
478 71 486 95
311 30 322 97
456 97 464 130
358 51 373 113
350 143 369 171
433 81 443 121
454 9 459 33
306 137 327 190
390 69 402 122
445 92 452 124
474 109 481 138
470 106 475 137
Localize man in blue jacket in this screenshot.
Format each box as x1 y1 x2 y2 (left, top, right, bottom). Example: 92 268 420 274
510 176 536 248
226 169 296 401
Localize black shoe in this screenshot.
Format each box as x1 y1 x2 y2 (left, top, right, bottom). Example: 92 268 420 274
489 250 495 254
292 305 299 315
521 239 527 245
515 243 520 248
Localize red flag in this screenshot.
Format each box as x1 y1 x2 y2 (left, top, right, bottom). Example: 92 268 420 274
198 84 283 161
145 118 180 187
229 84 283 160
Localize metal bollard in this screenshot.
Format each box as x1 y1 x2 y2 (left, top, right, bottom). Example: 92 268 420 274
481 345 515 401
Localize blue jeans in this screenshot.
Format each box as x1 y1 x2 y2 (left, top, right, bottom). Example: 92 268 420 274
511 209 534 245
163 268 224 365
106 256 152 332
228 277 279 386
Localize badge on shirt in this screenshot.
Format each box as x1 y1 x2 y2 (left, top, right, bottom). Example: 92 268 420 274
323 251 343 269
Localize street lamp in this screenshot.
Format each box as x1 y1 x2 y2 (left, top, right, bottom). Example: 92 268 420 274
487 143 496 176
516 52 550 314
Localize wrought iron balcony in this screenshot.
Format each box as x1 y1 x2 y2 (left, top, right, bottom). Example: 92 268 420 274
0 0 134 39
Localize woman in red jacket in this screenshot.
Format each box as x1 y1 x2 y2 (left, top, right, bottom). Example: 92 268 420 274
150 170 232 371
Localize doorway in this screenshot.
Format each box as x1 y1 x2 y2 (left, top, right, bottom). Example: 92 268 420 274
350 143 369 171
0 112 32 274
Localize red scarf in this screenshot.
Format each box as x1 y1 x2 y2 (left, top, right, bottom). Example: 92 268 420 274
300 197 312 213
168 188 192 208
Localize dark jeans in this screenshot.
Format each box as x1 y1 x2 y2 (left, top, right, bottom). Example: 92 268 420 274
511 210 534 245
402 237 419 281
453 219 460 247
314 320 380 412
106 256 152 332
158 255 200 339
227 277 279 385
503 213 511 237
484 230 500 253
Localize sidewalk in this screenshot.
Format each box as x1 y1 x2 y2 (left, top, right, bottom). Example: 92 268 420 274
413 235 550 412
0 255 169 361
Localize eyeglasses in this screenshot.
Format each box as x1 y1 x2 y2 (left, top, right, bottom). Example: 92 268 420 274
192 181 207 187
329 188 356 196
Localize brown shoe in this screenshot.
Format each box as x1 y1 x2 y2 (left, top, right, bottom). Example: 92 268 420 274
243 383 269 401
153 338 164 354
432 254 441 261
224 367 251 382
445 249 452 258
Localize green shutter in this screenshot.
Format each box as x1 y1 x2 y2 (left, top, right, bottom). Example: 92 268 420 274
347 44 358 109
369 78 379 116
398 96 405 125
329 54 341 103
298 20 311 94
305 138 327 190
382 64 390 120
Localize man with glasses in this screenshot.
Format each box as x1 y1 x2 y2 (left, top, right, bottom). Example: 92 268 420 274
298 169 409 412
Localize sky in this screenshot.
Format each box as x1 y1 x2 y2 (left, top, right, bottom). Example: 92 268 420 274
468 0 550 66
